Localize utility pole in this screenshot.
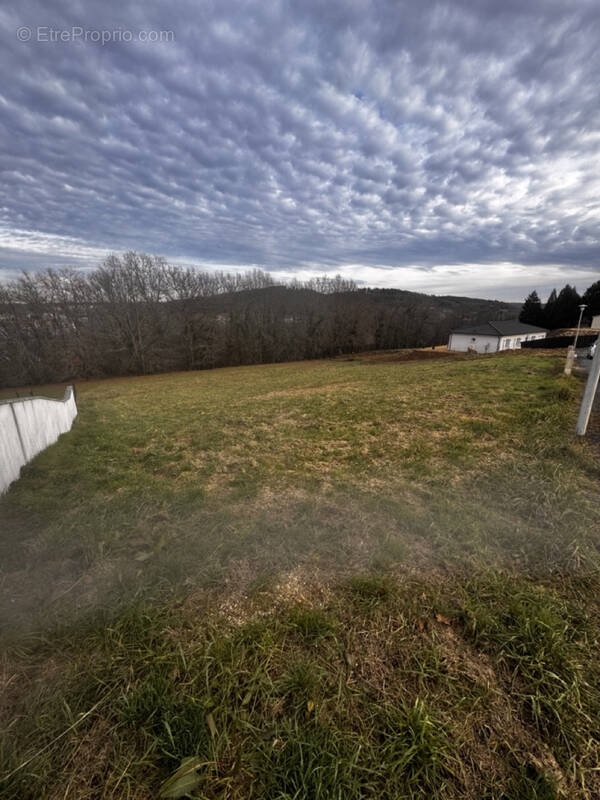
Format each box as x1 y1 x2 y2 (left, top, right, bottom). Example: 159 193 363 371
576 338 600 436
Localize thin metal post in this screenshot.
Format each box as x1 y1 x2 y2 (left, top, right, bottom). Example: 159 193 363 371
576 339 600 436
573 304 587 351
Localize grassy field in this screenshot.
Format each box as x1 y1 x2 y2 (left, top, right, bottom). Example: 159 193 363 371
1 351 599 798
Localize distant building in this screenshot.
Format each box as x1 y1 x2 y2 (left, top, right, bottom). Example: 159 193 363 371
591 314 600 330
448 320 547 353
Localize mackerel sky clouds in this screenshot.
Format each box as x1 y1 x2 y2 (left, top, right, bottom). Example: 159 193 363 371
1 0 599 299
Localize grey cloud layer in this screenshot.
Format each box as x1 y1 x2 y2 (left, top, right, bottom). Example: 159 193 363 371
0 0 599 289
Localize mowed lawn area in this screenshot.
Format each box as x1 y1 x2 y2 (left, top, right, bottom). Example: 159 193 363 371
1 352 599 799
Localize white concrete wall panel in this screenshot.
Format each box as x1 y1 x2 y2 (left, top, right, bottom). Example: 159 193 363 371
0 404 24 492
0 387 77 494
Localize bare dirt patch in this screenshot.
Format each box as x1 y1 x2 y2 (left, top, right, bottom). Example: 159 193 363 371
340 348 465 364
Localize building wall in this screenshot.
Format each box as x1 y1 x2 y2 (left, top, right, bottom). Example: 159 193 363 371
0 386 77 494
592 315 600 331
498 333 546 350
449 331 546 353
448 333 500 353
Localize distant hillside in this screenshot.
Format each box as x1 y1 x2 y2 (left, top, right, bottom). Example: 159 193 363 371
0 255 522 387
185 285 520 351
191 284 519 324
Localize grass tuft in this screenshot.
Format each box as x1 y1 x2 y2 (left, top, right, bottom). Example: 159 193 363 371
346 574 392 605
375 698 454 794
286 606 337 641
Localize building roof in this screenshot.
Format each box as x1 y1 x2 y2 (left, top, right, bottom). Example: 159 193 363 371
450 319 547 336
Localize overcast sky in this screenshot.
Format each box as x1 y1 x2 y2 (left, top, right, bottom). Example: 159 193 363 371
1 1 599 300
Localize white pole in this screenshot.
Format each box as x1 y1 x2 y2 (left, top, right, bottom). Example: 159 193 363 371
573 304 586 351
576 339 600 436
564 345 575 376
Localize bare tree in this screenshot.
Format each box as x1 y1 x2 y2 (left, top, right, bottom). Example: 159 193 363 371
0 251 522 388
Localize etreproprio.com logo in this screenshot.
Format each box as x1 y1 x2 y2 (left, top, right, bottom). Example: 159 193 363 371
16 26 175 44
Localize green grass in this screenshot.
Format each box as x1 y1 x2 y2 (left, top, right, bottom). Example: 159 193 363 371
458 574 598 761
1 351 599 798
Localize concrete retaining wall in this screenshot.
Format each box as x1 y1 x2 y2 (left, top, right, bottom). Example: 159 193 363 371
0 386 77 494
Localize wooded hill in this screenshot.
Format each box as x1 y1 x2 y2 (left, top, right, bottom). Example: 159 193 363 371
0 252 519 388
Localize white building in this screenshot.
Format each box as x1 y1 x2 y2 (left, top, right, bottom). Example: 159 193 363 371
591 314 600 330
448 320 547 354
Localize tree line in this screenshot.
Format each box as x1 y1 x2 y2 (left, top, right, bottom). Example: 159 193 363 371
519 281 600 329
1 252 512 388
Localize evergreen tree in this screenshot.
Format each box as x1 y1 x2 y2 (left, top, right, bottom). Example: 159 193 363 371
582 280 600 317
553 284 581 328
519 290 544 326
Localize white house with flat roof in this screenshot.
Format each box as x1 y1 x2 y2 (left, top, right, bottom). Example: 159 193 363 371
448 320 547 354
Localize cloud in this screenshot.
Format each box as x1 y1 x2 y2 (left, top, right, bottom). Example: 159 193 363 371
0 0 599 299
